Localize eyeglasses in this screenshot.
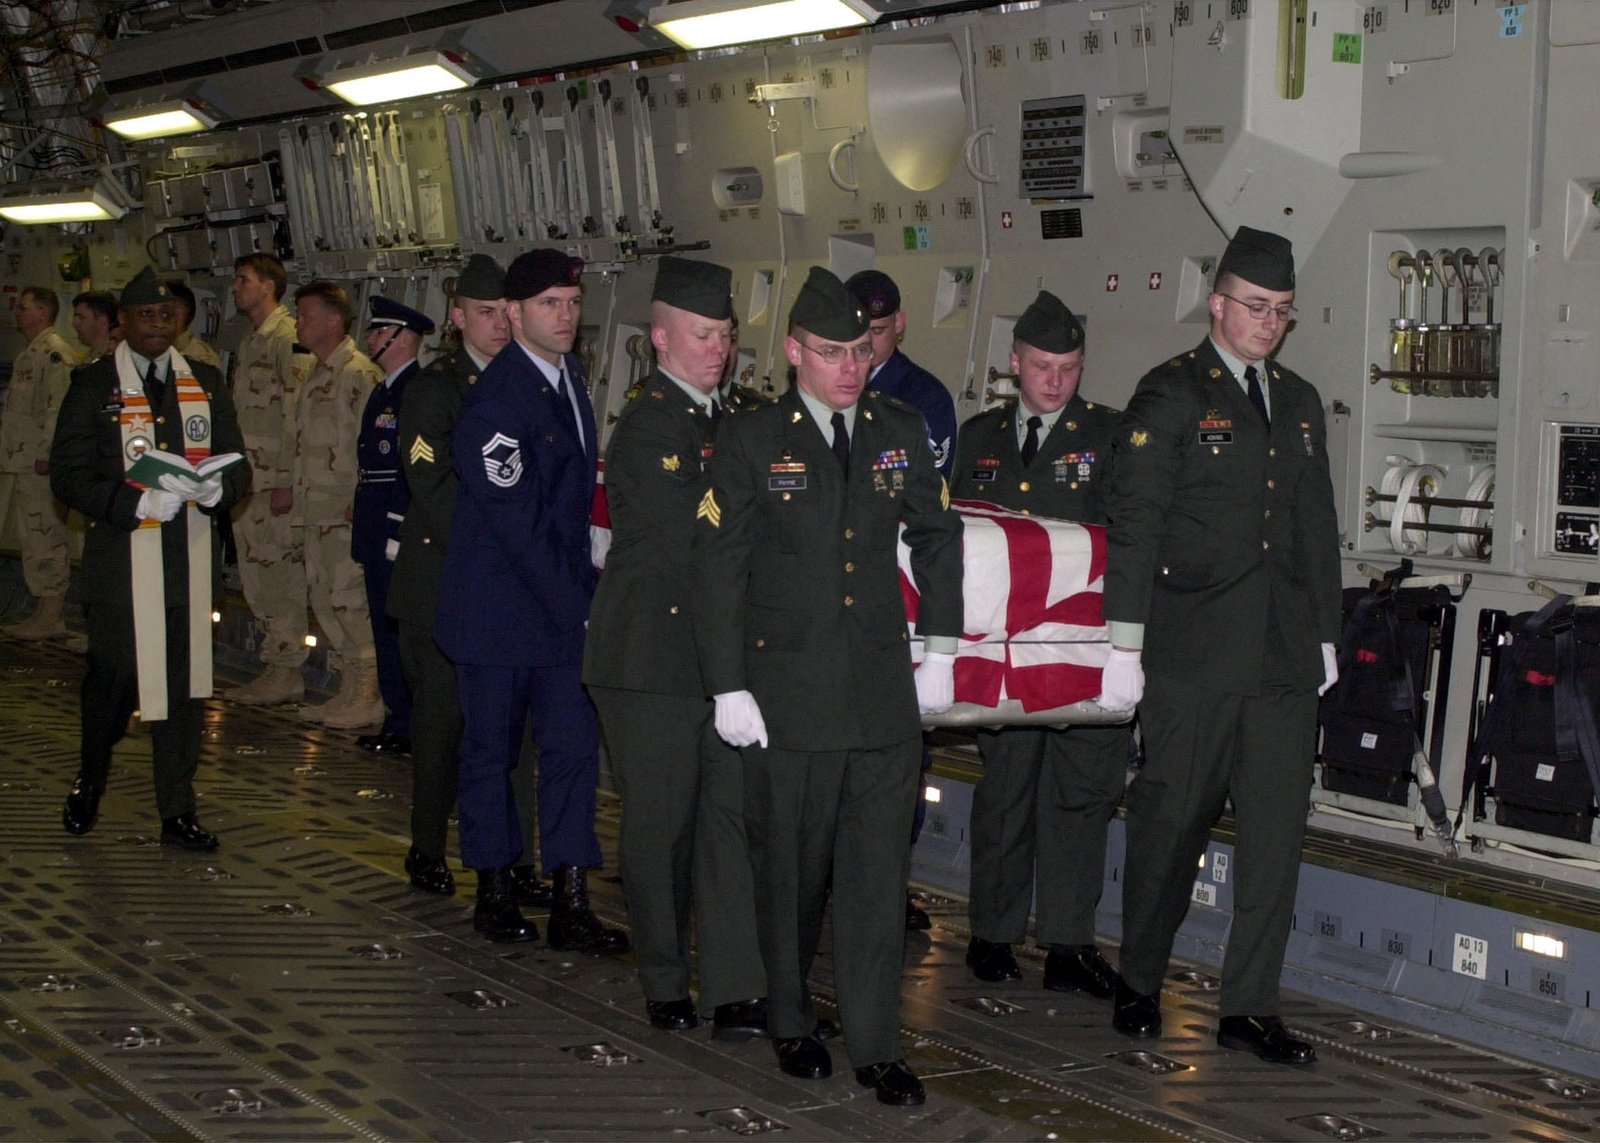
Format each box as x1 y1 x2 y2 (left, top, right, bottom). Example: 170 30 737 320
1218 292 1296 322
798 339 874 365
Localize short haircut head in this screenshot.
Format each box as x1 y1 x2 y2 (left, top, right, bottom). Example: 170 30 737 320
294 279 354 332
72 290 118 327
165 280 197 321
235 252 288 301
19 286 59 323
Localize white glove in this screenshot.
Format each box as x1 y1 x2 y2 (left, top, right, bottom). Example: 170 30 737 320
1318 642 1340 697
1097 647 1145 712
158 472 205 500
713 690 769 748
136 488 183 523
914 651 956 715
384 537 400 561
158 472 224 506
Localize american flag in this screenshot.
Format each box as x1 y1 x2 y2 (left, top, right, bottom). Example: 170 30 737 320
901 499 1109 712
590 458 612 571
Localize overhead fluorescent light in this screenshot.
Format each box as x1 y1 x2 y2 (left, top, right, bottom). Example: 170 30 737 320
0 175 130 225
649 0 880 50
322 51 476 106
104 99 219 141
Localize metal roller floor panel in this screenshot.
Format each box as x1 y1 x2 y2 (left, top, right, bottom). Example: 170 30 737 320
2 633 1598 1141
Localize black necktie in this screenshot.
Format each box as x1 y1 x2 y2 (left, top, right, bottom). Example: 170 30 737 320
709 397 723 423
830 411 850 474
553 367 577 433
1020 414 1042 466
144 359 165 409
1245 364 1269 427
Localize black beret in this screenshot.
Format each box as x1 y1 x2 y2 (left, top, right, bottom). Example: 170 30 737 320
1217 225 1295 292
788 266 868 342
652 256 733 321
455 254 505 301
844 269 900 319
504 248 585 301
119 266 170 308
369 295 436 335
1012 290 1084 354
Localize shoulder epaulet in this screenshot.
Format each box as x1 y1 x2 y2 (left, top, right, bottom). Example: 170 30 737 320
624 381 645 402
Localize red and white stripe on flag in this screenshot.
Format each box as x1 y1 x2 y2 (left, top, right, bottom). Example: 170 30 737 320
590 458 612 571
900 498 1108 712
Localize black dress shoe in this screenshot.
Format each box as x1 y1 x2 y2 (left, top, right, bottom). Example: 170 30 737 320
357 732 412 755
773 1035 831 1079
712 998 767 1041
1217 1015 1316 1064
855 1059 925 1107
647 998 699 1031
405 847 455 896
1112 979 1162 1038
510 865 555 909
160 814 219 852
905 893 931 931
966 937 1021 983
1044 944 1119 998
474 869 539 943
812 1016 841 1042
62 777 102 836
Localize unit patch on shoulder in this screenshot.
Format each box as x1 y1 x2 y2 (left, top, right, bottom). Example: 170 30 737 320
482 432 523 487
410 435 436 465
697 488 721 527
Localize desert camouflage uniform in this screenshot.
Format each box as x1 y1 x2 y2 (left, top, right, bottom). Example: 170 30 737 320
174 329 222 372
293 335 382 674
0 327 75 598
231 304 308 667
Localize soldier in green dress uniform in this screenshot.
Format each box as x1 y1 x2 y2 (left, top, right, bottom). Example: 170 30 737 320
950 290 1129 996
1100 226 1342 1064
584 257 766 1037
692 266 963 1107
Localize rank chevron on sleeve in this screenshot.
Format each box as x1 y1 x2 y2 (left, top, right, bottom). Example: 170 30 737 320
697 488 721 527
409 435 435 465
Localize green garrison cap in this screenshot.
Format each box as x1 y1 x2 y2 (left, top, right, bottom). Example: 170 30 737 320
455 254 506 301
788 266 868 341
1012 290 1084 353
652 256 733 321
1217 225 1296 292
119 266 170 307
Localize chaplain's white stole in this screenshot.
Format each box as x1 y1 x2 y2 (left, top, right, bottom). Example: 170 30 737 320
115 341 214 721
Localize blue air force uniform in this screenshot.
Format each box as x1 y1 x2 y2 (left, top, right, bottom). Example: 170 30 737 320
869 349 956 479
353 302 427 742
433 341 602 875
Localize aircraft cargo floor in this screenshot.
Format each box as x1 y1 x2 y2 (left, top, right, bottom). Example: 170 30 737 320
2 630 1596 1142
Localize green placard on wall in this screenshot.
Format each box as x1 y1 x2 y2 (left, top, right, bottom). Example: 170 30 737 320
1332 32 1362 64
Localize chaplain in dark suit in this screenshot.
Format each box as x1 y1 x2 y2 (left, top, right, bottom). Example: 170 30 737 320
352 295 433 756
1100 226 1342 1064
50 266 251 849
692 266 963 1107
433 248 626 957
386 256 511 897
583 256 766 1037
950 290 1129 996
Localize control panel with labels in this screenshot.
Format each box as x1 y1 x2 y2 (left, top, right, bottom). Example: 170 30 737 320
1553 424 1600 557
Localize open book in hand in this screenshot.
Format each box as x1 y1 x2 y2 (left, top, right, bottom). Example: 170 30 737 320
126 449 244 490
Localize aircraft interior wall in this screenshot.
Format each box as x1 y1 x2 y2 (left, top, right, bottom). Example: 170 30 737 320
4 0 1600 1019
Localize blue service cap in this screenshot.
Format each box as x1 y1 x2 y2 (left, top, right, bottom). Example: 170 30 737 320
369 295 436 334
